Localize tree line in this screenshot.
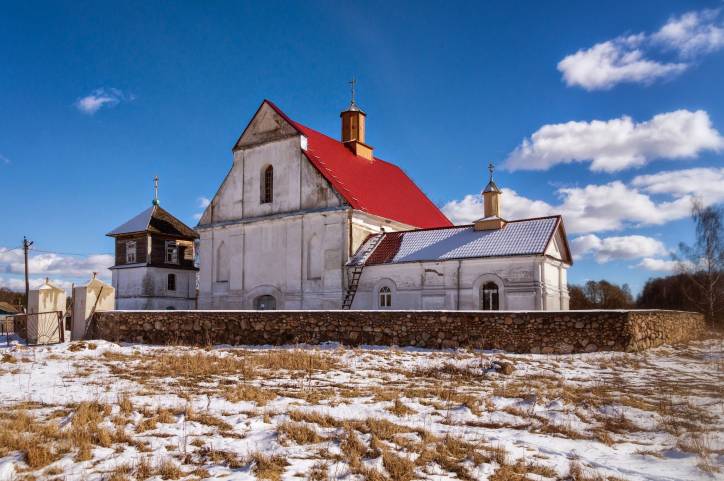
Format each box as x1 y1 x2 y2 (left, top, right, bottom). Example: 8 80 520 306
570 202 723 327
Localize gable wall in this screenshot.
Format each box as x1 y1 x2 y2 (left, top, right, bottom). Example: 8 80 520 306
199 104 343 226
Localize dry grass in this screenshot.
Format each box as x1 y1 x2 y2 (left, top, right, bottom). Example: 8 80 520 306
388 397 415 417
222 384 277 405
3 338 721 480
278 421 323 444
250 451 288 481
382 449 416 481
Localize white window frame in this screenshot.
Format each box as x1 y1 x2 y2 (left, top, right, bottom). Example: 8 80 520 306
165 240 179 264
379 286 392 308
126 240 137 264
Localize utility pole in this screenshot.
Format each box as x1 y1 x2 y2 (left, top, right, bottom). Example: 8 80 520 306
23 236 33 312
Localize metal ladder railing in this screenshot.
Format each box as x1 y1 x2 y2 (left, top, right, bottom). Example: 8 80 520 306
342 234 384 309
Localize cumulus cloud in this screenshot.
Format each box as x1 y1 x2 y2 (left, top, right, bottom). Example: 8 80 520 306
558 36 687 90
75 88 134 115
631 167 724 205
192 196 211 221
571 234 667 262
442 167 724 234
0 247 112 280
505 110 723 172
635 257 682 272
559 9 724 90
0 276 74 292
652 9 724 57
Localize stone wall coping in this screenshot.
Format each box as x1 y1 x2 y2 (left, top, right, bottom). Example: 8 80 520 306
106 309 699 314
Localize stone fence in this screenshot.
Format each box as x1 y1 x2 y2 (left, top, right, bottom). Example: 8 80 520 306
88 309 706 354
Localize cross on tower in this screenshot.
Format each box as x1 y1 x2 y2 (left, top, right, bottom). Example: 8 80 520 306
153 176 159 206
488 162 495 182
349 77 357 105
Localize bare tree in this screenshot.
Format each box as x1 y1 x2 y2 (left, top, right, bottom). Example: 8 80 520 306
675 200 723 326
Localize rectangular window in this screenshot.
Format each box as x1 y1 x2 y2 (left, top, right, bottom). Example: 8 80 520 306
126 241 137 263
167 273 176 291
165 241 178 264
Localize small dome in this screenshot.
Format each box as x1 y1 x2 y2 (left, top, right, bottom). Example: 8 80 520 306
483 180 500 194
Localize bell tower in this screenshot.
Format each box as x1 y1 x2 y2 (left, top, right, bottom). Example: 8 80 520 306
340 78 374 160
474 162 506 231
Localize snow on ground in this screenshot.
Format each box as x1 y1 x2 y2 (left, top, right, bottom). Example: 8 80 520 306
0 334 722 481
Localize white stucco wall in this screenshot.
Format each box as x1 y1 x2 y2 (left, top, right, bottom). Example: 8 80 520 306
112 266 197 310
27 282 66 344
350 256 569 311
72 278 115 340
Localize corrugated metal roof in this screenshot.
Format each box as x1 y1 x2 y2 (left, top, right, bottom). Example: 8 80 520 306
107 206 154 235
349 216 561 266
107 205 199 238
262 100 452 229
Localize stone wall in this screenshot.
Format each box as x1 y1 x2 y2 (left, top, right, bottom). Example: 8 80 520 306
89 309 706 353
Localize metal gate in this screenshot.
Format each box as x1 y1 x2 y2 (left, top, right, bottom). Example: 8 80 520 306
4 311 64 346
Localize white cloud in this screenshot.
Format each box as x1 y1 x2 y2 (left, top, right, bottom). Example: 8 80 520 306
75 88 133 115
443 166 723 235
571 234 667 262
635 257 682 272
558 9 724 90
441 189 556 225
0 154 10 165
0 247 112 280
0 276 74 292
505 110 723 172
558 36 687 90
192 196 211 222
653 9 724 58
631 167 724 205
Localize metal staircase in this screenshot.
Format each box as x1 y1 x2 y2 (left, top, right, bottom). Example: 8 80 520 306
342 233 384 309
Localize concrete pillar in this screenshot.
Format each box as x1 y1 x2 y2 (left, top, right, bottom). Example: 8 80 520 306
27 279 66 344
72 277 115 341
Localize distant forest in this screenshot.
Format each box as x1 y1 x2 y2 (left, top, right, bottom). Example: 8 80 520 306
570 202 723 326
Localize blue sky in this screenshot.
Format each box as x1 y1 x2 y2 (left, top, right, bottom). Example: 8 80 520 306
1 0 723 294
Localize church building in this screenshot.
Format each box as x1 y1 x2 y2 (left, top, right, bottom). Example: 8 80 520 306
107 180 199 310
197 97 571 310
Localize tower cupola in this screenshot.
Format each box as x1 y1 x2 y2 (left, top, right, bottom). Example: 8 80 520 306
474 162 506 231
340 78 374 160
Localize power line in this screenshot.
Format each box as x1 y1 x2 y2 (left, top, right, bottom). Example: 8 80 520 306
29 247 113 257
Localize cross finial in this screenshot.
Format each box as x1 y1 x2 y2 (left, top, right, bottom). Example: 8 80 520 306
152 176 160 206
349 77 357 105
488 162 495 182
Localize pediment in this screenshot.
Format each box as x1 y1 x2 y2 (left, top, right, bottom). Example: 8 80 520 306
545 223 572 265
233 101 300 150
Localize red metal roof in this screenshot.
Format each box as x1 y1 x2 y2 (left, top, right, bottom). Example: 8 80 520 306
264 100 452 229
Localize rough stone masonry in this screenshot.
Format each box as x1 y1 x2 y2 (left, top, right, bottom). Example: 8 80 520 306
89 309 706 354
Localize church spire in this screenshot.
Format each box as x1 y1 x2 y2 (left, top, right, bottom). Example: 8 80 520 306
152 176 160 206
482 162 501 218
474 162 505 231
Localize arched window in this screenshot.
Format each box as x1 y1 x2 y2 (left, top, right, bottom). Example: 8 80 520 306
378 286 392 308
481 282 499 310
261 165 273 204
167 273 176 291
254 295 276 310
216 241 229 282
